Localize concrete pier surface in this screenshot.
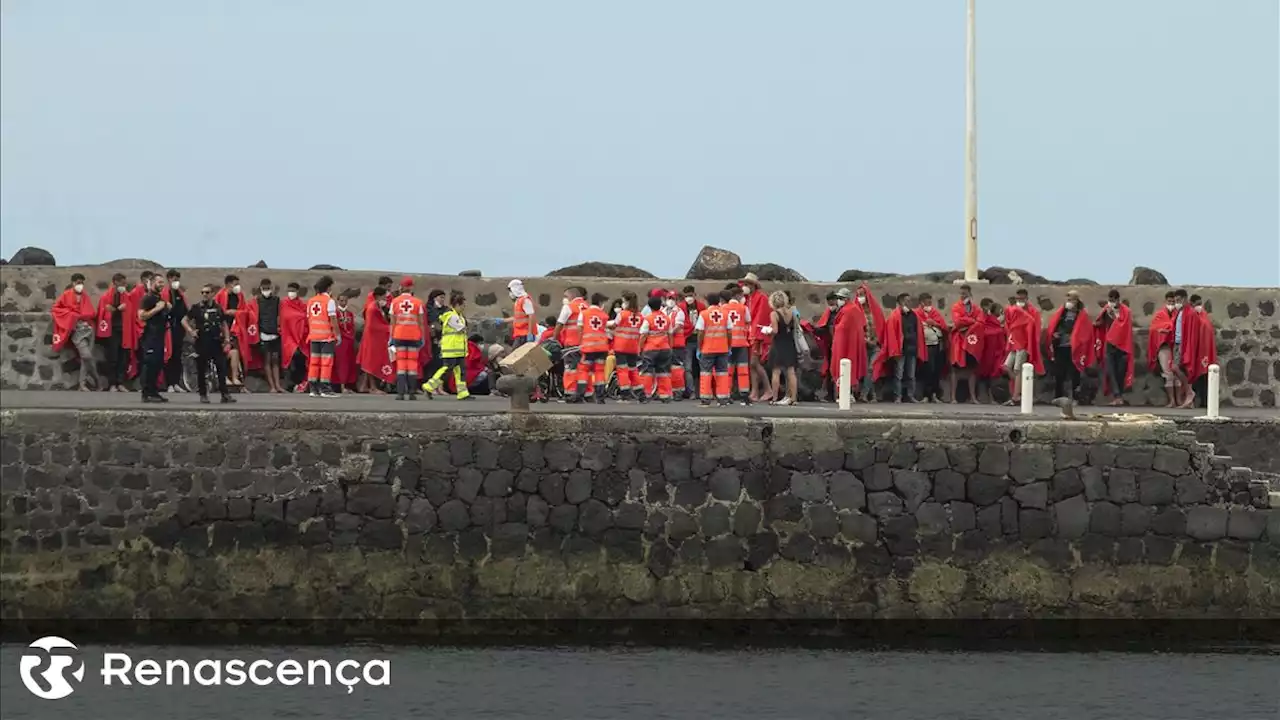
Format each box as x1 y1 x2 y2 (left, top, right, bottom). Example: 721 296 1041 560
1 389 1275 421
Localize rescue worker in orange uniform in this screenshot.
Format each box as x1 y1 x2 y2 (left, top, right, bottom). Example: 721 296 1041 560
662 290 688 400
695 291 735 406
722 285 752 404
389 277 428 400
506 279 538 347
609 290 643 400
569 293 612 404
555 286 589 397
305 275 342 398
638 294 674 403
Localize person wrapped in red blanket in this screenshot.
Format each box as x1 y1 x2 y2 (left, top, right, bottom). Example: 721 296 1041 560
827 288 869 403
1146 290 1185 408
977 298 1007 402
948 284 985 403
357 286 395 393
95 272 137 390
1001 289 1044 404
1180 294 1217 409
1043 290 1094 402
1093 289 1135 405
333 291 359 390
50 273 100 390
872 292 928 402
214 275 259 386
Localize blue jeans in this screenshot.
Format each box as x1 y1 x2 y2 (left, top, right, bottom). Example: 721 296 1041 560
862 347 879 396
893 352 917 400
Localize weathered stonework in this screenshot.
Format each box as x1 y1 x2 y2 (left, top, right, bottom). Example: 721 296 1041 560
3 265 1277 405
1 410 1276 621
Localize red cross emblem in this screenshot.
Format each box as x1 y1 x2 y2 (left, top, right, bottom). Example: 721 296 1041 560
52 333 62 346
967 334 978 346
1201 357 1209 368
98 320 109 334
710 310 723 324
1094 338 1103 351
651 314 668 331
398 299 414 315
247 324 257 337
309 302 323 316
381 364 393 376
1079 355 1088 366
727 310 742 325
628 315 642 328
588 316 604 331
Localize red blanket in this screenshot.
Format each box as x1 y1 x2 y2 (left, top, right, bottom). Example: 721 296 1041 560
279 296 310 365
1147 307 1176 371
50 289 94 352
1095 303 1135 394
358 294 395 383
979 314 1007 379
1004 304 1045 374
1045 307 1095 371
333 307 358 385
872 307 928 380
828 303 868 384
948 300 984 368
1181 310 1218 383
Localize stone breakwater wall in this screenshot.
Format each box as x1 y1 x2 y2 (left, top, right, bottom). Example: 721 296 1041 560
1 410 1277 622
3 265 1278 406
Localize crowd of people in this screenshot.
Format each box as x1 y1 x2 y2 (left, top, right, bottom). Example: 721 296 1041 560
48 269 1217 408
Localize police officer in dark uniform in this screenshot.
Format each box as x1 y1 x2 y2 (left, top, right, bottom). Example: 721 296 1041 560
182 284 236 404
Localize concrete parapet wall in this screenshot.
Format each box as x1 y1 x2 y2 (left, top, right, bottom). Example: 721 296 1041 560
1 410 1277 621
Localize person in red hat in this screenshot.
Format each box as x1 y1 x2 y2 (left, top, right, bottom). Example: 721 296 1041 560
388 277 428 400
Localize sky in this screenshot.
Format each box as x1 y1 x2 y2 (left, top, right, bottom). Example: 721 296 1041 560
1 0 1277 286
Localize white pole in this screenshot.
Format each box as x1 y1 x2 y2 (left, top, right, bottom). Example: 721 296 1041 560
1020 362 1034 414
963 0 979 282
838 359 852 410
1205 363 1220 418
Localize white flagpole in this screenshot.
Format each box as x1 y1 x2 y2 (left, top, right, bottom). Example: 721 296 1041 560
963 0 980 282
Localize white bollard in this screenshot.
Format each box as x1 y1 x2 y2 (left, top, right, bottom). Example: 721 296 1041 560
1020 362 1034 415
838 359 852 410
1205 363 1220 419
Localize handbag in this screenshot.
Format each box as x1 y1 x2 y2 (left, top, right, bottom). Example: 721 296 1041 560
792 313 810 356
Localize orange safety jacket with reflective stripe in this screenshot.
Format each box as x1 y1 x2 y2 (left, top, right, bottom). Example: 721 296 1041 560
579 306 611 353
512 295 534 340
724 300 750 348
613 310 643 354
307 293 336 341
390 293 425 342
698 306 731 355
642 311 672 352
559 297 588 347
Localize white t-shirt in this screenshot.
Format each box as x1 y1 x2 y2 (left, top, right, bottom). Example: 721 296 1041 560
515 296 534 317
556 303 572 325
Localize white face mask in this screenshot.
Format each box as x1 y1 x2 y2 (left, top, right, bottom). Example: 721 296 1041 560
1195 306 1204 313
287 291 298 300
233 284 242 294
261 289 272 298
562 298 570 306
856 295 866 305
1065 301 1075 310
1016 301 1027 308
684 296 694 305
837 299 847 307
664 298 676 309
116 285 126 293
1166 303 1175 312
621 301 629 309
170 280 180 290
742 286 752 295
73 283 84 293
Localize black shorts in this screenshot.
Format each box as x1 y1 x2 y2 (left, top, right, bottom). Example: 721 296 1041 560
260 337 281 355
729 346 749 365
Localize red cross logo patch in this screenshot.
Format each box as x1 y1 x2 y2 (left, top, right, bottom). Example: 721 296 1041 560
651 315 668 331
588 316 604 331
628 315 643 328
1079 354 1088 366
398 299 414 315
967 334 978 346
727 310 742 325
710 310 724 324
247 324 257 337
381 364 393 376
98 320 109 334
309 302 323 316
1094 338 1103 351
1201 357 1209 368
52 333 62 346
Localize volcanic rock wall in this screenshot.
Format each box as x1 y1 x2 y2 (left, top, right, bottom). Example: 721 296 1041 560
2 265 1278 406
1 409 1276 622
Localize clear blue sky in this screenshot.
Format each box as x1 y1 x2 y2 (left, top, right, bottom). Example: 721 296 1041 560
2 0 1277 286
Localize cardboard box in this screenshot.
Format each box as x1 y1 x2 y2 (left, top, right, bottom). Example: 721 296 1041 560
499 342 553 377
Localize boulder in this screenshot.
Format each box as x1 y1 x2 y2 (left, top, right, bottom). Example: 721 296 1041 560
251 260 268 269
309 264 344 271
685 246 743 280
1130 266 1168 285
1063 278 1099 286
742 263 806 283
8 247 56 266
547 262 654 279
980 266 1052 285
838 269 898 283
458 270 482 277
99 258 164 270
0 259 6 265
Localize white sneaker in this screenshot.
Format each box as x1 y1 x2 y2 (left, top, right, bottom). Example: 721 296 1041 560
320 391 340 398
776 397 794 406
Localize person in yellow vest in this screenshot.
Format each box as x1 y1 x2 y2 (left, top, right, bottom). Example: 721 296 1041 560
389 276 428 401
305 275 342 398
422 291 472 400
